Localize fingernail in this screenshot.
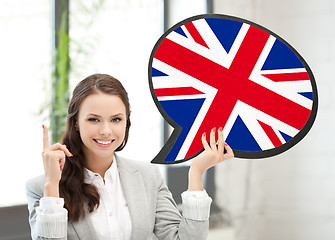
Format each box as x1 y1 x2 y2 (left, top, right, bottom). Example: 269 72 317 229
224 143 228 146
61 166 64 171
219 127 222 131
203 132 206 137
69 153 73 157
42 124 45 129
213 127 216 132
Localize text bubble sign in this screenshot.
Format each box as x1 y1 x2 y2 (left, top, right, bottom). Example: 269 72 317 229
148 14 318 164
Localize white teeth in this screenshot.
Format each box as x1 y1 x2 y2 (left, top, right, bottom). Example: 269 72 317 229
96 140 112 145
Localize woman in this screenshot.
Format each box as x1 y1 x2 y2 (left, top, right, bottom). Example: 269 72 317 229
26 74 234 240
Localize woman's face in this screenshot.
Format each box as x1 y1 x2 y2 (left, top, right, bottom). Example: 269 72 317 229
77 92 127 161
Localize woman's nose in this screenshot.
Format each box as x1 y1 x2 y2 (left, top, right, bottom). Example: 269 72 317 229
99 122 112 136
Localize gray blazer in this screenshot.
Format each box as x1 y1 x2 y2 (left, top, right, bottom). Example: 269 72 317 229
26 156 210 240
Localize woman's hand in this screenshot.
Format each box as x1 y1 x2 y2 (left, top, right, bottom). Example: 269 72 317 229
188 127 234 191
41 125 72 197
191 127 234 174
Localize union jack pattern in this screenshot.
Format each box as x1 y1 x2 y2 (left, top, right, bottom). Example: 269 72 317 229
149 15 317 163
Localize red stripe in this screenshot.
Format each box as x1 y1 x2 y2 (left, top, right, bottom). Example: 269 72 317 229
185 22 209 49
154 87 204 97
262 72 309 82
257 120 282 147
155 27 311 131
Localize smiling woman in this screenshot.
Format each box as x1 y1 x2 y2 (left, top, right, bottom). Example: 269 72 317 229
58 74 132 221
76 89 128 178
25 73 234 240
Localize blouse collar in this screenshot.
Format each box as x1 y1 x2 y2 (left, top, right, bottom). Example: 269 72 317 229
83 156 118 185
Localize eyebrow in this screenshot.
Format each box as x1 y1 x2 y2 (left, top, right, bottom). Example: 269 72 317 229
86 113 125 118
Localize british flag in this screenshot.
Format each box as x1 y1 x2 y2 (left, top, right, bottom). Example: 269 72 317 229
149 15 318 163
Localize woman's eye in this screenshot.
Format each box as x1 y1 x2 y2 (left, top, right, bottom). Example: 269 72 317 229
88 118 99 122
112 118 122 123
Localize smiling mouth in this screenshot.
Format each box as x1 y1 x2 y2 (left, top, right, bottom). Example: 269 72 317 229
93 139 114 145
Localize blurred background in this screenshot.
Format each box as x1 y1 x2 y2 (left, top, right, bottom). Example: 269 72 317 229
0 0 334 239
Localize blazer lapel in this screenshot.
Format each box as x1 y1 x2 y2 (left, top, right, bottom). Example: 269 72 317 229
116 156 151 240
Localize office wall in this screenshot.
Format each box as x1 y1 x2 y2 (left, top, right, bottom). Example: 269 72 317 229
213 0 335 239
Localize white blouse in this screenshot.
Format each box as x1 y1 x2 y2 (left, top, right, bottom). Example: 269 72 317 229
83 160 132 240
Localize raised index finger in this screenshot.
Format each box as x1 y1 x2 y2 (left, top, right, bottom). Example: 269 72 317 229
42 125 50 150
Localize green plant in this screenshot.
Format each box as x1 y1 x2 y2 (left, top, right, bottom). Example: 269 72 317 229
50 1 70 143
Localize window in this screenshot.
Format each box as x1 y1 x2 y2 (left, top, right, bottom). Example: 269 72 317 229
0 0 52 207
0 0 163 207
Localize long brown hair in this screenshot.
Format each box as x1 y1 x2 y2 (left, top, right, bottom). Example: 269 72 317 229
59 74 131 221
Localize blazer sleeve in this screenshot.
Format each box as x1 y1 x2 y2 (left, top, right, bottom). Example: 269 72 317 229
152 167 212 240
25 176 68 240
